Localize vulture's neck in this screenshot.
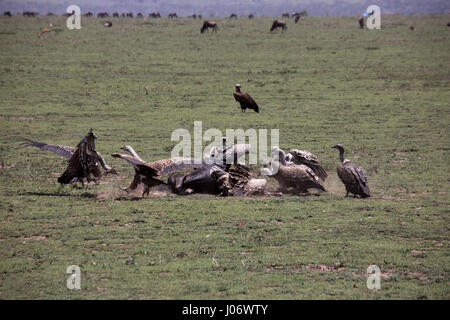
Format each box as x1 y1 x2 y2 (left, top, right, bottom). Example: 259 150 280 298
338 149 345 163
235 87 241 93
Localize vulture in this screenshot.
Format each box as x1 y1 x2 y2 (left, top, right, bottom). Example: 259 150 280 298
331 144 370 198
201 21 219 33
233 84 259 113
261 147 326 194
270 20 287 32
112 145 216 197
20 129 116 185
285 148 328 181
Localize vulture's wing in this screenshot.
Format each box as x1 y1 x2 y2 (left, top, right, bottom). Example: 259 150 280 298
350 163 370 195
337 163 356 186
20 138 75 159
289 148 327 181
242 92 259 109
157 158 220 176
111 153 148 170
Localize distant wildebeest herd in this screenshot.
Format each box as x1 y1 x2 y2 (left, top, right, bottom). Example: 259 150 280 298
6 10 448 35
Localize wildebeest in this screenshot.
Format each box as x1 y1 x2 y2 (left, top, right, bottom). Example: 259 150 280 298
137 13 143 18
229 13 237 19
410 26 416 31
83 12 93 17
201 20 219 33
168 13 178 18
112 12 119 17
149 12 161 18
270 20 287 32
282 12 290 18
248 14 254 19
126 12 133 18
97 12 109 18
447 22 450 27
4 11 12 17
294 14 300 23
359 17 364 29
62 11 74 17
23 11 37 17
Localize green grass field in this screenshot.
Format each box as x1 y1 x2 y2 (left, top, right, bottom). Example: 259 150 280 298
0 14 449 299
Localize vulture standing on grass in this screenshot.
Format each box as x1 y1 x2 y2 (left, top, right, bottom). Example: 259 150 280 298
20 129 116 185
285 148 328 181
331 144 370 198
233 84 259 113
261 147 326 194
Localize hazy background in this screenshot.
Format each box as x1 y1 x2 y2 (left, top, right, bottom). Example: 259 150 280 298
1 0 450 17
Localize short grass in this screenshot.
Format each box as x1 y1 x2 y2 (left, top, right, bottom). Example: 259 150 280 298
0 14 449 299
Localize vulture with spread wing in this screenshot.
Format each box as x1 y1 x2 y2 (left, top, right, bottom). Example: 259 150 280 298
233 84 259 113
261 147 326 194
285 148 328 181
112 145 222 197
20 129 116 185
331 144 370 198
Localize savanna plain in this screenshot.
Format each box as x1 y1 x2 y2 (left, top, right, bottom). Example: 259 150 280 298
0 13 449 299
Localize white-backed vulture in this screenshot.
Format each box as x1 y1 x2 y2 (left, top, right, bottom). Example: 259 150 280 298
286 148 328 181
261 147 325 194
331 144 370 198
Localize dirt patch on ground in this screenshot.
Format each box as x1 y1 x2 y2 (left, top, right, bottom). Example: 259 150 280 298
17 235 48 241
304 263 346 273
4 116 37 121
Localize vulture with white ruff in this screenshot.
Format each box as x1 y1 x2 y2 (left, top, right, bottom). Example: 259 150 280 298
261 147 325 194
331 144 370 198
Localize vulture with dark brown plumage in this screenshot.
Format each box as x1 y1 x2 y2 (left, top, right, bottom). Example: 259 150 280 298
20 129 117 185
233 84 259 113
331 144 370 198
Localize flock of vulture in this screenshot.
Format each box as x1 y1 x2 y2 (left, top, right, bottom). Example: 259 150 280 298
11 11 373 200
20 127 371 199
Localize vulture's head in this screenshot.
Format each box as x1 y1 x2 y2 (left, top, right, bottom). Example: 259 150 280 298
87 129 98 139
331 144 345 152
235 83 241 92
